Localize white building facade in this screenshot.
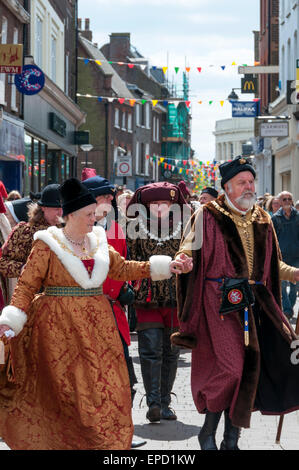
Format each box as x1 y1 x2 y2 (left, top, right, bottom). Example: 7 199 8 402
214 117 255 162
269 0 299 200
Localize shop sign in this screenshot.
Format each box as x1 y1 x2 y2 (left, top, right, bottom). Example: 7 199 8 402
232 101 259 118
241 76 258 94
14 64 45 95
0 44 23 74
260 122 289 138
0 118 25 161
49 112 67 137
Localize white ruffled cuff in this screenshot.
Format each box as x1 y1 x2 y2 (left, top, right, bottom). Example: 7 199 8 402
0 305 27 335
149 255 172 281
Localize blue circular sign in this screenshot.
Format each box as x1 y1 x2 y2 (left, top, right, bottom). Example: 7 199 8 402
14 64 45 96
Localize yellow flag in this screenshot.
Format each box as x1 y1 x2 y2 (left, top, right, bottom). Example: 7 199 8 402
152 100 158 107
129 99 136 107
160 157 165 163
231 61 236 66
162 67 168 75
220 100 224 106
95 60 102 66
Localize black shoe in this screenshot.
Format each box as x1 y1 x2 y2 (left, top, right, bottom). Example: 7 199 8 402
146 405 161 423
131 439 147 448
198 411 222 450
220 409 241 450
161 406 177 420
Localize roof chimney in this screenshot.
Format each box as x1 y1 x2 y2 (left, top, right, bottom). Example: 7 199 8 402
80 18 92 42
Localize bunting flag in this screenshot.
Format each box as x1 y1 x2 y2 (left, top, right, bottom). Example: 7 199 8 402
79 57 253 74
77 92 248 107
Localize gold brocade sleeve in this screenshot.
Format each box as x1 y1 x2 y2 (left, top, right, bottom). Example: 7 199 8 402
108 245 150 281
279 260 297 283
10 240 51 313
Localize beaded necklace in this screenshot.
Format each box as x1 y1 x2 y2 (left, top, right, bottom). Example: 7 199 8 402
138 219 183 246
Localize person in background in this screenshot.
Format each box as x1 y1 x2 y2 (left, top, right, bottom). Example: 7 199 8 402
199 187 219 205
0 180 7 200
82 172 146 448
0 193 13 308
295 200 299 211
272 191 299 320
265 195 281 216
0 185 62 280
126 182 188 423
117 190 134 232
6 191 21 201
4 197 32 228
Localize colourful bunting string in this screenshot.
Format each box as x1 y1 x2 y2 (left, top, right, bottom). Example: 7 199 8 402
79 57 256 74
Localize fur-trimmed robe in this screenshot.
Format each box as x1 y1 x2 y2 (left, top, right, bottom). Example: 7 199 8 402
172 195 299 428
0 226 172 450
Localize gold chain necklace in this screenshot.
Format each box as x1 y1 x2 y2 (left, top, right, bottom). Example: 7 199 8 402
52 233 99 260
211 200 259 228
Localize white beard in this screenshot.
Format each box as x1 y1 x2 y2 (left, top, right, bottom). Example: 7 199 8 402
235 193 256 210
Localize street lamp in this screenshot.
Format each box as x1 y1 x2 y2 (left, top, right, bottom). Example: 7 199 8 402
227 88 241 101
80 144 93 167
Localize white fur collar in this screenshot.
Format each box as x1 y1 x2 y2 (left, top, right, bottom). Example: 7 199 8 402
33 226 110 289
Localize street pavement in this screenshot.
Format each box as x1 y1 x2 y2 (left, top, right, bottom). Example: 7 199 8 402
1 303 299 452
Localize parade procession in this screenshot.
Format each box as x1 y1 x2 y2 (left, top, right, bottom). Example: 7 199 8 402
2 0 299 457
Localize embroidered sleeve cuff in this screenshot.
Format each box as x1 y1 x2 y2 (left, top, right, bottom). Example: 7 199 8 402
149 255 172 281
0 305 27 335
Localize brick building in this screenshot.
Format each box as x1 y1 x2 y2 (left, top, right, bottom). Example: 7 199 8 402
259 0 279 114
77 21 136 185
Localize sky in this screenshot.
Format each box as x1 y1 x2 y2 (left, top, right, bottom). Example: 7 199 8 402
78 0 260 162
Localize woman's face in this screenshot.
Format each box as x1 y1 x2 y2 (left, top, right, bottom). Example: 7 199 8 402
67 204 96 233
148 200 172 219
272 198 281 213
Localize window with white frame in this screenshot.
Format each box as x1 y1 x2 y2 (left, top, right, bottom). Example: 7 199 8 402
115 108 120 128
145 143 150 176
11 27 19 111
0 17 8 101
155 117 160 143
135 103 140 126
31 0 65 90
127 113 132 132
122 111 126 130
135 141 139 173
145 103 150 128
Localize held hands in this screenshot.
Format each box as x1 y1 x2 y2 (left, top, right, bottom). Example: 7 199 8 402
0 325 15 340
170 253 193 275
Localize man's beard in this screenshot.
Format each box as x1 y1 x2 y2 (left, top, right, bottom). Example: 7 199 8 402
235 191 257 210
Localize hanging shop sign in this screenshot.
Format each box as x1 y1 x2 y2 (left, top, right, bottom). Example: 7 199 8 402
0 44 23 74
241 75 258 94
231 101 259 118
260 122 289 138
117 156 132 177
14 64 45 95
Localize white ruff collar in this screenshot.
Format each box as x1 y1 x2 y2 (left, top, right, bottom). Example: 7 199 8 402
34 226 110 289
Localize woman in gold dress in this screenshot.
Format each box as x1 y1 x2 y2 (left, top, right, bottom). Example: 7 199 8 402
0 178 187 450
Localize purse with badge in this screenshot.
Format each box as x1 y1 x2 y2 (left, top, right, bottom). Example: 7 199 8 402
219 278 255 315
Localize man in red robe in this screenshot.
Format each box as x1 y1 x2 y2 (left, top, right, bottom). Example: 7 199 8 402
172 156 299 450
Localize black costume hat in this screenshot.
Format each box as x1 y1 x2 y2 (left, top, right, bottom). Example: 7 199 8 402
201 187 219 199
82 176 116 198
37 184 62 208
6 197 32 223
59 178 97 217
219 156 256 189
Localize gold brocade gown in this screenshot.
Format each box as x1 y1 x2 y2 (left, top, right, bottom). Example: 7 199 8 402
0 226 151 450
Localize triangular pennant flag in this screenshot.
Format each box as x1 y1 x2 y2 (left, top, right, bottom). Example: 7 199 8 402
209 101 213 105
197 67 202 73
231 61 236 66
198 100 203 104
146 155 150 160
185 101 191 108
220 100 224 106
97 97 103 102
129 99 136 107
185 67 190 73
174 67 179 74
117 62 125 65
162 100 169 106
95 60 102 66
84 59 90 65
162 67 168 75
128 64 135 69
118 98 125 104
221 66 225 70
152 100 158 107
160 158 165 163
107 97 114 102
140 64 147 71
141 99 147 105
